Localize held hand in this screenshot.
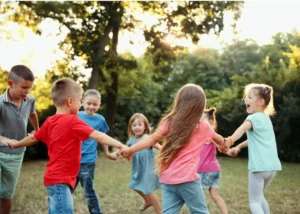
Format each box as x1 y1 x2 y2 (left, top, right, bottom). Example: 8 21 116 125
6 139 18 148
28 130 36 137
219 138 229 153
229 147 241 157
106 152 118 161
119 147 133 159
224 138 232 150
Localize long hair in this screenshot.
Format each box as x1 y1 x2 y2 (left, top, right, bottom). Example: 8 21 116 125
244 83 275 116
127 113 151 139
156 84 206 174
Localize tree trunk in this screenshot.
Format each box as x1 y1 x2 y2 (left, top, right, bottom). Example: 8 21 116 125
106 71 118 137
88 19 113 89
106 13 120 137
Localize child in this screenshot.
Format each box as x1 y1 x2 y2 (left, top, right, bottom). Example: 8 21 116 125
7 78 127 214
127 113 161 214
226 83 282 214
73 89 116 214
121 84 231 214
197 108 228 214
0 65 39 214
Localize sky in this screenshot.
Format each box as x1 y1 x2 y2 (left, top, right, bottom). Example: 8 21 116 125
1 1 300 77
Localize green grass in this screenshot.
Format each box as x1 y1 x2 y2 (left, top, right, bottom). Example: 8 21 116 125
12 156 300 214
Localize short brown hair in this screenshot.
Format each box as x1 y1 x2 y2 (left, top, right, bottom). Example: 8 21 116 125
83 89 101 100
51 78 83 106
8 65 34 83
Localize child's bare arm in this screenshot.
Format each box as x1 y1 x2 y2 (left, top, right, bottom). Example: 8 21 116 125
153 143 162 150
89 131 126 150
101 144 118 160
7 135 39 148
102 144 110 156
29 112 39 132
0 136 16 146
231 121 252 143
120 130 163 158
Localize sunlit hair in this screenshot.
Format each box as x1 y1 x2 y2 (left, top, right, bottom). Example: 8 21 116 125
127 113 151 138
51 78 83 107
83 89 101 100
8 65 34 83
244 83 275 116
202 107 217 131
156 83 206 175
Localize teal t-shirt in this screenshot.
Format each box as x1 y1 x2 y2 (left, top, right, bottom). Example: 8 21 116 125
246 112 282 172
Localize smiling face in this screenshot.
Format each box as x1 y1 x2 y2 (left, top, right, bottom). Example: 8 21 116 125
244 89 265 114
82 95 100 116
131 118 146 138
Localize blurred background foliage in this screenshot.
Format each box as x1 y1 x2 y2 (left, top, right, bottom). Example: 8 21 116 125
0 1 299 162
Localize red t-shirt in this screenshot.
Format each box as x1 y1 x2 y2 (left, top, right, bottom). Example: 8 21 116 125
34 114 94 188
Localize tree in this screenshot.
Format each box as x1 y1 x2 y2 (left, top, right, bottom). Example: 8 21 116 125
6 1 243 136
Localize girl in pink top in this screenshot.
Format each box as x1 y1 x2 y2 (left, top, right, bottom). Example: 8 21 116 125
197 108 228 214
121 84 231 214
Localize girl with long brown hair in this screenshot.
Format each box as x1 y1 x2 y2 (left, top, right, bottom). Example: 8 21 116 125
121 84 230 214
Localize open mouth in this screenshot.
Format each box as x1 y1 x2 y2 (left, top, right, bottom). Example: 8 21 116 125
246 104 250 108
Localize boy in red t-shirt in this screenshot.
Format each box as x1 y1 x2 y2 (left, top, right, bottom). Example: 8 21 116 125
7 78 127 214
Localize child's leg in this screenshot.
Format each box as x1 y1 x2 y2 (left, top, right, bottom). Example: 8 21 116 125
248 171 276 214
209 188 228 214
134 190 152 210
161 183 185 214
80 163 102 214
46 184 74 214
145 193 162 214
261 171 276 213
178 179 209 214
0 152 24 214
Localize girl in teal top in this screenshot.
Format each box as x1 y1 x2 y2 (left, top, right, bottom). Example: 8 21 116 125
227 83 282 214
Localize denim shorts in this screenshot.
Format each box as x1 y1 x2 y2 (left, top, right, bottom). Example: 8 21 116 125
46 184 74 214
0 152 24 199
199 172 221 189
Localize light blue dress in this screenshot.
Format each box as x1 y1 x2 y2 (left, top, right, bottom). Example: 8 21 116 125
128 135 160 194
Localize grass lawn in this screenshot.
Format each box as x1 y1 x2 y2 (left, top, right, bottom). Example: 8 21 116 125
12 156 300 214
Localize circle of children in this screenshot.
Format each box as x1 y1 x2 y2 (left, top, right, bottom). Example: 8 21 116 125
0 65 282 214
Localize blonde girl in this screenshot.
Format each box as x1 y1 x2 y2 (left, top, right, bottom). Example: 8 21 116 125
197 108 228 214
127 113 161 214
228 83 282 214
121 84 230 214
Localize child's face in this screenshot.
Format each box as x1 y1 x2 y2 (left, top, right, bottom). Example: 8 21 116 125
131 118 146 138
82 95 100 116
244 89 264 114
8 78 33 100
70 94 83 115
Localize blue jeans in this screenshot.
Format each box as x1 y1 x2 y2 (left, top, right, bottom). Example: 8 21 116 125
73 163 102 214
161 179 209 214
46 184 74 214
